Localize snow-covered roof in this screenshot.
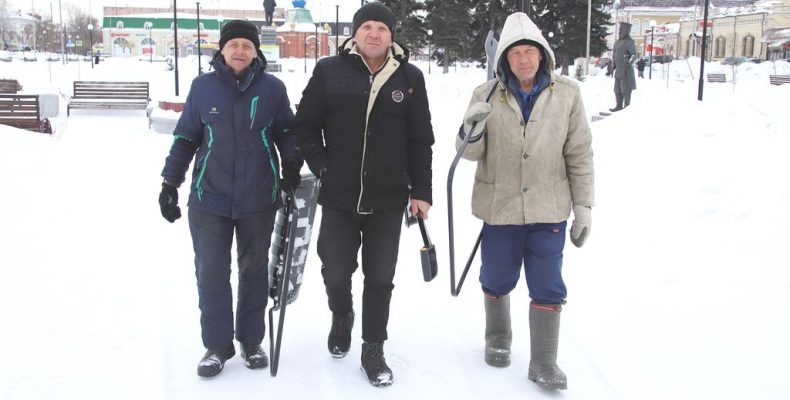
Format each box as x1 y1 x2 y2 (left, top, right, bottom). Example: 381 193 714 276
762 27 790 47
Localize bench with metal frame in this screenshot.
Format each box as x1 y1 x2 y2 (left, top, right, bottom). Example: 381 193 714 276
0 79 23 94
68 81 150 116
769 75 790 85
706 73 726 83
0 94 52 134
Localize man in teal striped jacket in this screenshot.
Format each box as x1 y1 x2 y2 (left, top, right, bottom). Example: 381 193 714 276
159 20 302 378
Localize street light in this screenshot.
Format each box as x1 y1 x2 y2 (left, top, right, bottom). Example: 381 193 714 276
173 0 180 96
315 24 319 63
144 21 153 63
648 19 656 80
217 15 224 31
87 23 94 68
196 1 202 75
427 29 433 74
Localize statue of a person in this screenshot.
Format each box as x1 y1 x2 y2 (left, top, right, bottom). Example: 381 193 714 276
610 22 637 112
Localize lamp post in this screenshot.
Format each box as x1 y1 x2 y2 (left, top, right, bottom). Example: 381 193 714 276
144 21 153 63
217 15 224 32
87 23 94 68
58 0 65 65
427 29 432 74
315 24 319 63
648 19 656 79
698 0 711 101
196 1 202 75
335 3 339 55
303 31 307 73
173 0 180 96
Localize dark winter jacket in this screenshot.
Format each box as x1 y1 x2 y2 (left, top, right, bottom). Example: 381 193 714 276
293 38 434 214
264 0 276 12
161 51 301 219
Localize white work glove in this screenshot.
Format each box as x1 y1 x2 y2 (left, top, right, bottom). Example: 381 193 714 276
570 205 591 248
462 102 492 140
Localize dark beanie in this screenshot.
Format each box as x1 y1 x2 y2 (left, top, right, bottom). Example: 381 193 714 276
352 2 396 38
219 20 260 50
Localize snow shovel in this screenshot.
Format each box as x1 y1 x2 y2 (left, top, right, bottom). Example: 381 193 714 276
268 189 298 377
447 82 498 296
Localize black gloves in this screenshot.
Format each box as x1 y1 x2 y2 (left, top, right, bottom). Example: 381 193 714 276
159 183 181 223
281 161 301 193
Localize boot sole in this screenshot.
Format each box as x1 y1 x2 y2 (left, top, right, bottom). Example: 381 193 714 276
360 366 393 387
527 372 567 390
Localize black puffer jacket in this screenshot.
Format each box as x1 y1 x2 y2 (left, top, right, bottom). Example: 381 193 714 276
294 38 433 213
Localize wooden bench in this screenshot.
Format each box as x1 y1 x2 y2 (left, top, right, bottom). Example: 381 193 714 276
68 81 150 116
0 94 52 134
706 73 726 83
769 75 790 85
0 79 23 94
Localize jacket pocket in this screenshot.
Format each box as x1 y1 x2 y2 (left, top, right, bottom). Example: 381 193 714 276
552 179 572 219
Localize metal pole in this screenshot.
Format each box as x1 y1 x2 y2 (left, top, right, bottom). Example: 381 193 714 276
58 0 65 65
585 0 591 76
698 0 711 101
173 0 180 96
315 24 318 63
89 28 93 68
335 5 339 55
304 31 307 73
196 1 202 75
149 25 153 63
649 28 654 79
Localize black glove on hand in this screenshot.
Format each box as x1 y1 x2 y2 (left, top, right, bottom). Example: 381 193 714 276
281 161 301 194
159 183 181 223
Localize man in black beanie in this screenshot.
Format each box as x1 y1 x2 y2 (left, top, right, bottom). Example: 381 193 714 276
160 18 303 378
294 1 434 388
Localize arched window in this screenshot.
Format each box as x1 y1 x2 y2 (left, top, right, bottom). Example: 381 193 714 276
631 19 641 36
742 34 754 57
643 19 650 34
116 21 124 29
199 22 205 30
141 38 156 46
715 36 726 58
343 26 350 36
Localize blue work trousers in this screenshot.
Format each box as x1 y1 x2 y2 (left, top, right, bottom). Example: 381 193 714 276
479 221 567 304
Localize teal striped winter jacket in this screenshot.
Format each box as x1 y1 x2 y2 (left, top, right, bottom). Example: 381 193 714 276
161 51 302 218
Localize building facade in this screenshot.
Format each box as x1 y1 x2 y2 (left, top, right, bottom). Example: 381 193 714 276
611 0 790 61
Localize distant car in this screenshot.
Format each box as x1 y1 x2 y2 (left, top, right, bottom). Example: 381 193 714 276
67 54 79 61
643 54 674 64
746 57 763 64
22 52 38 62
46 54 60 62
721 56 749 65
0 51 12 62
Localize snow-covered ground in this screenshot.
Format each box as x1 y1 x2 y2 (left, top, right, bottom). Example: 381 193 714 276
1 55 789 400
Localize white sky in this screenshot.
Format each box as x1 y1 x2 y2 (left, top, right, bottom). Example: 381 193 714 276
12 0 364 23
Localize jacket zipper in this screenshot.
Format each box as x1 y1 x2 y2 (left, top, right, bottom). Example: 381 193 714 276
356 74 374 214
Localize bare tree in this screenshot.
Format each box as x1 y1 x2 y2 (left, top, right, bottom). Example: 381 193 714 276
65 3 99 54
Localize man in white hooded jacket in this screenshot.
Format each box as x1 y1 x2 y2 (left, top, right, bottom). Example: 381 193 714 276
457 12 594 390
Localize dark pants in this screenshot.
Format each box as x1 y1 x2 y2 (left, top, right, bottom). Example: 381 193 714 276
188 207 276 349
317 208 402 343
479 222 567 304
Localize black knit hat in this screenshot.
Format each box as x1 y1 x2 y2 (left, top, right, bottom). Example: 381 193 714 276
219 20 260 50
352 2 396 38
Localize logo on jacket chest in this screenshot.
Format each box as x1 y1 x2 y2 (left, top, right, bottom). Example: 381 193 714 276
391 90 404 103
209 106 219 115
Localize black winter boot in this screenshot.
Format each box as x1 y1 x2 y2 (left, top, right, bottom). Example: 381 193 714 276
623 92 632 108
527 303 567 390
197 343 235 378
328 310 354 358
240 343 269 369
609 92 623 112
484 294 512 367
360 342 393 387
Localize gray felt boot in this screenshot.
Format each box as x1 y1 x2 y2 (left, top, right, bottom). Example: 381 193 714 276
527 302 567 390
484 294 512 367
